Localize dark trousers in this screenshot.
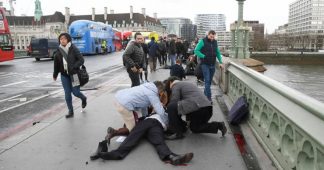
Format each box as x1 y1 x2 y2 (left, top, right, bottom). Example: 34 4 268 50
188 106 220 133
167 102 220 134
161 53 167 65
166 102 189 134
127 68 140 87
99 119 172 160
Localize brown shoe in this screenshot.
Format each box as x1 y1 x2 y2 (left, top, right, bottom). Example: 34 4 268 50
105 127 130 145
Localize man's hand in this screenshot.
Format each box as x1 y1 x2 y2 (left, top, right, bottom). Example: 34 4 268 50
219 64 224 70
138 68 143 73
131 66 138 73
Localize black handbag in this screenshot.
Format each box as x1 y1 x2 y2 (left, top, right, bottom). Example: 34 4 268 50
78 65 89 86
58 48 89 87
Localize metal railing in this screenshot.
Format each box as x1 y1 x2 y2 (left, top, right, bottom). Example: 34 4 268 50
220 61 324 170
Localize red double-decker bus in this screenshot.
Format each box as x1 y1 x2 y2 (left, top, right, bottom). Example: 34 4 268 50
0 7 14 62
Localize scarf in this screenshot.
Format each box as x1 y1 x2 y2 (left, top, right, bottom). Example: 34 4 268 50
59 42 71 73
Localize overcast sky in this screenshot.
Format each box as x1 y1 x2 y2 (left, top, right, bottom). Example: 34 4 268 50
5 0 295 33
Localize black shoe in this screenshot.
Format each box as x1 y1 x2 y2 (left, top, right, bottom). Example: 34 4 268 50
90 140 108 160
168 153 194 165
220 122 227 137
82 98 87 109
164 133 184 140
65 111 74 118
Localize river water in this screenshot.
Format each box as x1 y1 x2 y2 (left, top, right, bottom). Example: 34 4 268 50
263 65 324 103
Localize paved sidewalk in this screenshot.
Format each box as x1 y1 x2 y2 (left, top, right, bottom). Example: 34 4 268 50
0 66 246 170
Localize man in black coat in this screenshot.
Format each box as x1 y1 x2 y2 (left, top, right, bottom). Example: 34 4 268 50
123 32 145 87
164 76 227 139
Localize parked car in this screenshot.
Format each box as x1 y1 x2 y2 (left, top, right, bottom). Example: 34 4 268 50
30 38 59 61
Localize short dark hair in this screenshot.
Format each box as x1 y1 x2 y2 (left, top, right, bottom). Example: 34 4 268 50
208 30 216 35
58 33 72 43
134 32 142 39
151 37 155 41
153 81 165 93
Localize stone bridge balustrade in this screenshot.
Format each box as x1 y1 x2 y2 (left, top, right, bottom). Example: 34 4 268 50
218 61 324 170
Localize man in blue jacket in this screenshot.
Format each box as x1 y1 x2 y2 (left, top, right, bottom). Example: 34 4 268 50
194 30 224 101
104 81 168 144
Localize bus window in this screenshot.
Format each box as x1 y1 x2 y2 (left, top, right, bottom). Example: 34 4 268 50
0 34 11 46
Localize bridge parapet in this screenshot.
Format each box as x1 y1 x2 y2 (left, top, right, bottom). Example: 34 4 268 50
220 61 324 170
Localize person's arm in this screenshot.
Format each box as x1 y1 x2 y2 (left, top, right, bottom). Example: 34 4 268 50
169 85 181 104
215 46 223 64
148 95 166 117
72 45 84 69
123 43 136 68
194 39 205 58
53 50 59 80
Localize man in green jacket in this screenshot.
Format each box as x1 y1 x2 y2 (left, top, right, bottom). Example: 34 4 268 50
194 30 223 101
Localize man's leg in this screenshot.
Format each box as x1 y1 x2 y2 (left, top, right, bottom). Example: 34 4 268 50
99 119 151 160
201 64 212 101
166 102 186 138
127 68 140 87
145 119 194 165
189 106 226 135
114 101 136 131
145 119 173 160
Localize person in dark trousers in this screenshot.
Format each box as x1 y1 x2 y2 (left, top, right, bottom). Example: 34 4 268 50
53 33 87 118
170 59 186 80
194 30 223 101
158 37 167 66
168 38 177 66
90 113 194 166
123 32 145 87
148 37 159 72
164 76 227 139
140 42 149 83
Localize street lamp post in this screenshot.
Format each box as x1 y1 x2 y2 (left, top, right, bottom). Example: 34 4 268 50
231 0 250 59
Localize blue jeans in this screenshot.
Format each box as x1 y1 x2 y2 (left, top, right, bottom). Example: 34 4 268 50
61 74 87 112
201 64 216 101
169 54 176 66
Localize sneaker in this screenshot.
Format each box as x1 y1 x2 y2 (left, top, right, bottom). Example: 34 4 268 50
140 79 144 84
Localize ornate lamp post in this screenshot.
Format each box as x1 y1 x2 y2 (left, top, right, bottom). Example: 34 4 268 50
231 0 250 59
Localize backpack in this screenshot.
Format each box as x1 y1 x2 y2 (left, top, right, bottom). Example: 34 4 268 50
229 96 249 125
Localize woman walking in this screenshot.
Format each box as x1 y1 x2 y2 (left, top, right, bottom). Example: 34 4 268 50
53 33 87 118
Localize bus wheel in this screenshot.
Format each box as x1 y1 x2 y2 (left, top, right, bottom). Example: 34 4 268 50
35 58 40 61
109 47 112 53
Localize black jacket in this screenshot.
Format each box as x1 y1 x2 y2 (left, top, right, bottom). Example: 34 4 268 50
53 44 84 79
123 41 144 69
170 64 185 80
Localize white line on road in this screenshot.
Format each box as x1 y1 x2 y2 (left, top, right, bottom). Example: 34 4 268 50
0 89 62 114
0 94 23 103
0 65 124 114
0 81 28 87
